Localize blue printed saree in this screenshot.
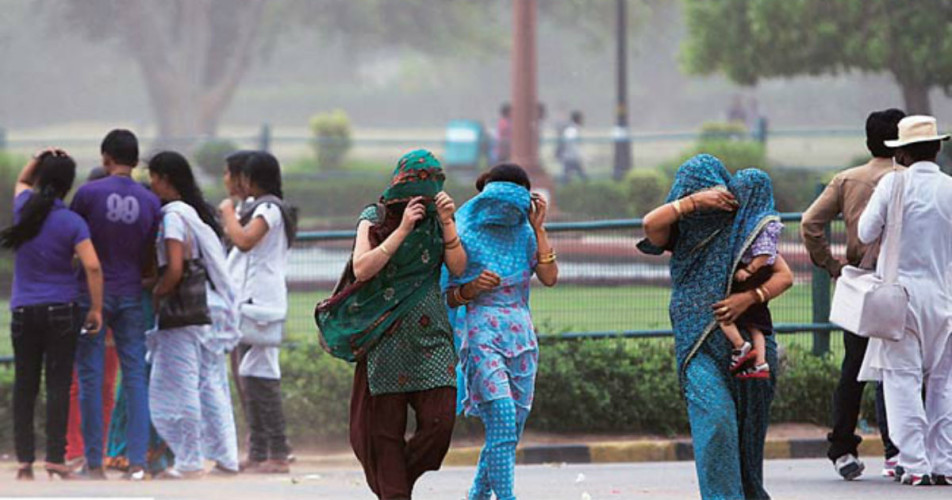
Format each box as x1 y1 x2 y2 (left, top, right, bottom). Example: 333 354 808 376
639 155 780 499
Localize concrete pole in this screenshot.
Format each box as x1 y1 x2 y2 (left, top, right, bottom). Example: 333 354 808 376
511 0 554 197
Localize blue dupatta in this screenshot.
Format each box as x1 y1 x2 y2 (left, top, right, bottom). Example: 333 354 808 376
638 155 780 375
443 182 537 413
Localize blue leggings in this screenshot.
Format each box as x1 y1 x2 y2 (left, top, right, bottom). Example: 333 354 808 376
469 398 528 500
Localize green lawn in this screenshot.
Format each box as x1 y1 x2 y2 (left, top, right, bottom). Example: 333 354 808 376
0 283 826 357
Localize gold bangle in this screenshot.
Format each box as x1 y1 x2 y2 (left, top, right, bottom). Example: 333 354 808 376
379 243 392 256
672 199 684 218
761 286 772 302
453 287 471 305
539 252 557 265
444 236 461 249
754 287 766 304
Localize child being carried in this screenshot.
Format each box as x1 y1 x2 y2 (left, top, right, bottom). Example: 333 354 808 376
721 220 784 379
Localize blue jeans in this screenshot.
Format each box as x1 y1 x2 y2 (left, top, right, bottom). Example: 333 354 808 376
76 294 149 468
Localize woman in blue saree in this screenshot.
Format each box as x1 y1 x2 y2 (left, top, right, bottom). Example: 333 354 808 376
640 154 792 499
445 164 558 500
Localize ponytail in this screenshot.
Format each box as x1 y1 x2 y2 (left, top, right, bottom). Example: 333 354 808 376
0 153 76 249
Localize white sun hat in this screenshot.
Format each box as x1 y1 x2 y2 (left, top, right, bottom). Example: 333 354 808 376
884 115 950 148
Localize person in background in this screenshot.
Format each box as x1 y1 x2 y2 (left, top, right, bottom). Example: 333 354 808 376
317 150 466 499
219 151 296 474
801 108 905 480
221 150 253 421
71 129 161 480
495 103 512 163
446 163 558 500
858 115 952 487
727 95 747 125
65 166 119 473
2 149 103 480
559 111 587 185
147 151 240 479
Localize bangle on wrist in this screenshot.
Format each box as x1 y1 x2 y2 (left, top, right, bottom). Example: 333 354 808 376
452 287 471 305
672 199 684 219
754 288 766 304
379 242 393 256
444 236 461 249
538 251 557 265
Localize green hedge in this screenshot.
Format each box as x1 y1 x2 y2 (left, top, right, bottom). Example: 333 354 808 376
0 340 879 452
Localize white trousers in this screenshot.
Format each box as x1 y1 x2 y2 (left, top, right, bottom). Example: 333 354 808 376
882 343 952 476
150 328 239 472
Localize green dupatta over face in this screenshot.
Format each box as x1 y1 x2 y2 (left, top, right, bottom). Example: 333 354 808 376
317 150 447 361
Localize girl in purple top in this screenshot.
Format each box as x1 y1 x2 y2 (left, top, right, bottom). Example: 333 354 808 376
1 149 103 480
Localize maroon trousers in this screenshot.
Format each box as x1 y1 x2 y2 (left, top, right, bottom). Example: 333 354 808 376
350 361 457 500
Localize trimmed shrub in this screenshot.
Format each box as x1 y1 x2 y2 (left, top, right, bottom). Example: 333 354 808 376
280 344 353 446
699 121 749 142
309 110 353 170
192 139 239 173
625 169 669 218
554 181 630 219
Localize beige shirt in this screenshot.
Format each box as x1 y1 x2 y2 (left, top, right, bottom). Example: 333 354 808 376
800 157 902 276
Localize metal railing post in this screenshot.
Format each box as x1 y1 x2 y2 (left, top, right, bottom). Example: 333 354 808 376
258 123 271 152
811 184 832 356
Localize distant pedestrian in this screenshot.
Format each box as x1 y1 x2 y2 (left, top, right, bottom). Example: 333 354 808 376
559 111 587 184
495 103 512 163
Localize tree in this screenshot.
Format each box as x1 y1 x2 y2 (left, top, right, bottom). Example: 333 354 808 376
44 0 501 144
681 0 952 114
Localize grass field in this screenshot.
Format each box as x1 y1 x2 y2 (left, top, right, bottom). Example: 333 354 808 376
0 283 828 358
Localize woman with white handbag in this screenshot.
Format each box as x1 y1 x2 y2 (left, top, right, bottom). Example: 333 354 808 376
219 151 297 474
856 115 952 487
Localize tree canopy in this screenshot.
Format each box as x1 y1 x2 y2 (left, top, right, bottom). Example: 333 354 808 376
682 0 952 114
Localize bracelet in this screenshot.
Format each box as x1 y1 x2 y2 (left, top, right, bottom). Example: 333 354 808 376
538 251 557 265
754 287 766 304
760 286 772 302
379 243 392 256
687 195 697 213
454 286 472 305
444 236 461 249
672 199 684 219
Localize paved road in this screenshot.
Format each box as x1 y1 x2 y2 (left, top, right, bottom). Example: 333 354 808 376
0 459 948 499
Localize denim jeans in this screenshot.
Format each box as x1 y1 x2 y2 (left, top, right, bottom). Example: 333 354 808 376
12 302 80 464
76 294 149 468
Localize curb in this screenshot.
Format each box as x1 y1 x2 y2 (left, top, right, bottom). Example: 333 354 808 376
442 438 886 466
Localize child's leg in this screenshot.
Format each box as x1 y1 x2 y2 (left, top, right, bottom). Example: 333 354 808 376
721 322 747 349
750 328 767 366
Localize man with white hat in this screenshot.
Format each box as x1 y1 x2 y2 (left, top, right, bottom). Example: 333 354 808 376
858 115 952 487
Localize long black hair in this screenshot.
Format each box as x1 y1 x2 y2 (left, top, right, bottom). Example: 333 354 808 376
244 151 283 198
0 152 77 249
148 151 224 239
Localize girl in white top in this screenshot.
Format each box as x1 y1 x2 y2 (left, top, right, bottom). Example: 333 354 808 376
219 151 295 473
858 121 952 486
148 152 240 478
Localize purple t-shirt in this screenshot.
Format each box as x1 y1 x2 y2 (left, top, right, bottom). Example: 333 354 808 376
11 191 91 309
70 175 161 297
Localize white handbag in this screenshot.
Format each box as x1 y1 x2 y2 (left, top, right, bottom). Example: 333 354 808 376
829 170 909 341
239 302 286 347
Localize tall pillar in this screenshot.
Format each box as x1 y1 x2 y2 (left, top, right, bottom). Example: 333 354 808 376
511 0 553 196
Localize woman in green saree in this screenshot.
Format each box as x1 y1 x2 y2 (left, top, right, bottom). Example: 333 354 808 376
318 149 466 499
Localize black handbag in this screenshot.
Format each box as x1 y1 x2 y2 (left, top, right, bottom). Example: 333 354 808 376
157 225 212 330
